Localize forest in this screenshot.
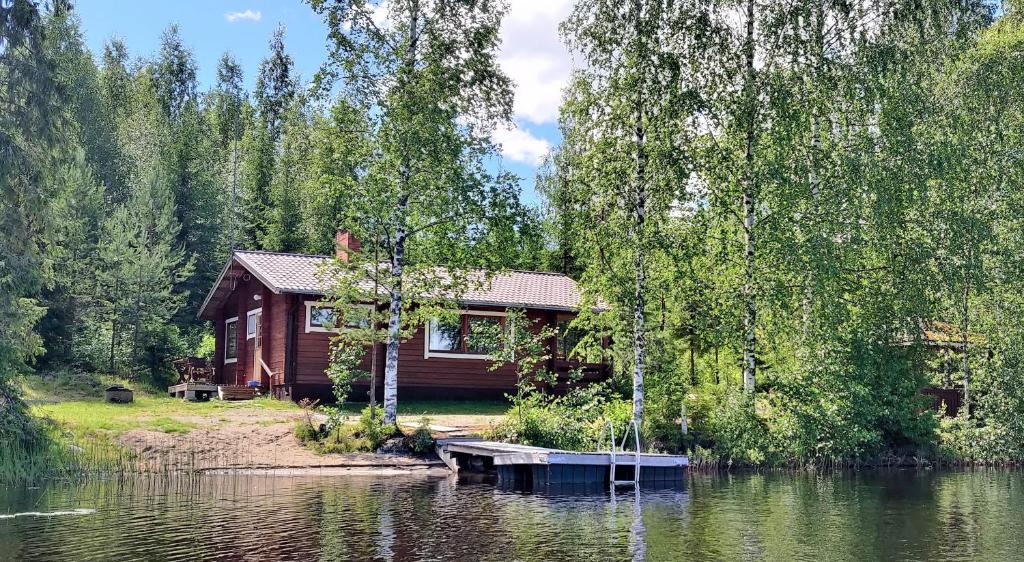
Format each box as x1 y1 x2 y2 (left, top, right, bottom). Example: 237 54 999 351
4 0 1024 465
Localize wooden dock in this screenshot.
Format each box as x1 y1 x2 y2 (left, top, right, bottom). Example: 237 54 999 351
436 439 688 487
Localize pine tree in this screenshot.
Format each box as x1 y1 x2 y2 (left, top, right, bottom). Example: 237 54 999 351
267 94 311 252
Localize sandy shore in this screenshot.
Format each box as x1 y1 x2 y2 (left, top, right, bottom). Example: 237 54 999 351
114 404 490 473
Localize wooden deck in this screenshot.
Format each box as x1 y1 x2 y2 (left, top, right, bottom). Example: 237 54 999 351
436 439 688 487
167 383 257 401
167 382 219 401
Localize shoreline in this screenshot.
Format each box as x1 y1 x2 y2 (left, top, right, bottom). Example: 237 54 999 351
199 464 453 477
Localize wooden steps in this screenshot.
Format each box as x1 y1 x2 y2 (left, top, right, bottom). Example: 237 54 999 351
218 385 257 401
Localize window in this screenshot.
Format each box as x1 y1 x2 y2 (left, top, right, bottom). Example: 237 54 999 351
305 302 337 333
224 317 238 363
246 308 262 339
557 319 583 360
428 318 462 352
305 302 373 333
343 306 372 329
425 311 506 358
467 316 502 354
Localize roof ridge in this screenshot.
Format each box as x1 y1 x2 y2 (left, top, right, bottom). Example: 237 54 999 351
235 249 330 259
504 269 575 278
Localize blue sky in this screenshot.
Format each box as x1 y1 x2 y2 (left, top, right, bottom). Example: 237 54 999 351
72 0 575 205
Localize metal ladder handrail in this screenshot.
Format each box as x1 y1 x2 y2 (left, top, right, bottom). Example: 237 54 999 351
620 419 641 486
605 420 641 486
603 421 617 486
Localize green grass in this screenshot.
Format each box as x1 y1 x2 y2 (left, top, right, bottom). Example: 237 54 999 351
337 399 510 417
30 390 299 438
148 417 197 434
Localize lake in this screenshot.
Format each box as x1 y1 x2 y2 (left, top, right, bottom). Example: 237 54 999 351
1 469 1022 561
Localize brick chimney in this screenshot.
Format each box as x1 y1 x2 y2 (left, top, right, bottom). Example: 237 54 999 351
335 229 361 262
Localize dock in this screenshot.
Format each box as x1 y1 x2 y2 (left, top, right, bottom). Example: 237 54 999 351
436 439 688 487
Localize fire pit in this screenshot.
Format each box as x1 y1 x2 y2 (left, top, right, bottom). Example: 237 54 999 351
104 385 134 404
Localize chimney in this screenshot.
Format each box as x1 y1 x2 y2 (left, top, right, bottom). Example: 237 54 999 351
335 229 361 262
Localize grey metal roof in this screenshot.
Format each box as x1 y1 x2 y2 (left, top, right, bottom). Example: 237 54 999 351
198 250 592 319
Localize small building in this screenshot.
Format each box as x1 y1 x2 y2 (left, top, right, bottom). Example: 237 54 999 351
197 231 606 402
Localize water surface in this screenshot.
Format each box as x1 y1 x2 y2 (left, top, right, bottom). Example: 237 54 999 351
1 470 1021 560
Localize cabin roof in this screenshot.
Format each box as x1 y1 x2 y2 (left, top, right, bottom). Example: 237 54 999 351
198 250 594 320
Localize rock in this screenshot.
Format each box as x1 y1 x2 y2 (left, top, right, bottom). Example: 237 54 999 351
376 437 410 455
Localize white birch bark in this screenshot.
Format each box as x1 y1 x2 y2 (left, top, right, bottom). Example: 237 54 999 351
630 0 647 430
742 0 758 393
382 1 419 426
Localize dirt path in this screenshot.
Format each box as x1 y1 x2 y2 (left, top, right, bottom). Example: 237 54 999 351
114 403 502 472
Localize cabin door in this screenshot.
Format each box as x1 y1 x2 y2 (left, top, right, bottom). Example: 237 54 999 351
251 310 263 384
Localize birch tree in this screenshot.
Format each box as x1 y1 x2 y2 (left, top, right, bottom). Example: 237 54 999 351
309 0 517 424
559 0 698 428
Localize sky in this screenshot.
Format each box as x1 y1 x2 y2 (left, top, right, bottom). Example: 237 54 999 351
72 0 577 205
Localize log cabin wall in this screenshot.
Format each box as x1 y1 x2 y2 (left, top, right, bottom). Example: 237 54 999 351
212 274 604 401
214 275 280 387
287 299 595 402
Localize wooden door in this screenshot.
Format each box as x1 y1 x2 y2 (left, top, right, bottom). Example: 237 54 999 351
251 311 263 384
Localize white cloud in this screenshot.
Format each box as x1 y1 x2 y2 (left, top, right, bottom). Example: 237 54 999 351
493 124 551 166
499 0 574 126
225 9 262 23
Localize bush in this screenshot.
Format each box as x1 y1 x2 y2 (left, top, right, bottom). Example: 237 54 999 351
293 420 319 444
407 417 435 454
357 405 396 451
195 333 216 362
487 384 631 452
687 389 775 466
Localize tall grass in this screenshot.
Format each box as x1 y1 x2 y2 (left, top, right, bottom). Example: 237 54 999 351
0 429 136 485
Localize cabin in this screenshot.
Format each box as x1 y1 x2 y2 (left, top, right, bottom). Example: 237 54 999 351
197 231 607 402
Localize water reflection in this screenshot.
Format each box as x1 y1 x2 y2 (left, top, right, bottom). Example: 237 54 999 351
1 470 1023 560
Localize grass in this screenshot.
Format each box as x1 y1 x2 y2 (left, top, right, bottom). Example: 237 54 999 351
25 373 300 440
337 399 509 417
31 394 296 437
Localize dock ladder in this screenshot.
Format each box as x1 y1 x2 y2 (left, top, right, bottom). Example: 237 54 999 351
604 420 641 487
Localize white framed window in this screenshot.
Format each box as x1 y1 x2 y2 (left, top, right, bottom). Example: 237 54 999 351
246 308 262 339
305 302 373 333
224 316 238 363
424 310 507 359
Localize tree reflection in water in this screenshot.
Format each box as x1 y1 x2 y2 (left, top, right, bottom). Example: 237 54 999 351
4 471 1024 560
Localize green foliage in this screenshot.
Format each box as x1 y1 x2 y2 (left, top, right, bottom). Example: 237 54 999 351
293 419 319 444
358 405 397 452
407 417 435 455
488 384 631 452
195 333 216 362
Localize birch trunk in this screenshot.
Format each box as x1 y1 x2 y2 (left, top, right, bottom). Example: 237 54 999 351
382 1 419 426
741 0 758 393
383 227 405 425
962 283 970 417
630 1 647 429
802 1 824 339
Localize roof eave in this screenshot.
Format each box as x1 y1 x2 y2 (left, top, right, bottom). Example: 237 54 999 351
196 254 238 320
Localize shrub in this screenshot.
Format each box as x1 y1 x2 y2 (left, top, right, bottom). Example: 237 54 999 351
487 383 631 452
195 333 216 362
407 417 435 454
358 405 396 451
293 420 319 444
